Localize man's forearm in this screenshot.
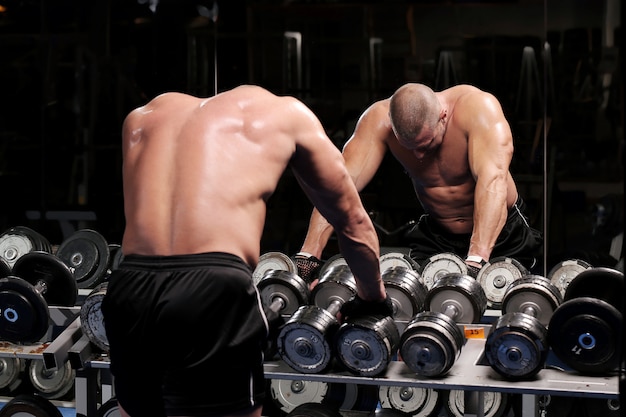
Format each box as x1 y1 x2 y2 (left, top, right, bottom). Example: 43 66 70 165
468 179 508 262
300 208 336 258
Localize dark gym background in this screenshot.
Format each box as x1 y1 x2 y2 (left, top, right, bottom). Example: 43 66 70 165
0 0 622 271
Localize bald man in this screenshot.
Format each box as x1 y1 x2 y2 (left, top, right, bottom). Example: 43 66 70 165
297 83 542 280
102 85 390 417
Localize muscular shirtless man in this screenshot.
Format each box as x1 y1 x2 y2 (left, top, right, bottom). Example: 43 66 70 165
297 83 543 279
101 85 390 417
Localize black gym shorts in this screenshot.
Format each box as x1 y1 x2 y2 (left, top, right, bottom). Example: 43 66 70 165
102 252 269 417
407 196 544 270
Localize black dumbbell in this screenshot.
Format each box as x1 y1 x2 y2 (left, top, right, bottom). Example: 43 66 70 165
548 267 623 375
484 275 562 379
276 264 356 373
400 273 487 377
0 251 77 343
56 229 111 289
476 256 528 309
0 226 52 269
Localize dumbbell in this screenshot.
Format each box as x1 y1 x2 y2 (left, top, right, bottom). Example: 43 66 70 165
0 393 63 417
378 385 441 417
0 257 11 278
0 251 77 343
548 267 623 375
443 390 511 417
80 281 110 351
0 357 25 394
56 229 111 289
0 226 52 269
276 264 356 373
28 358 75 400
418 252 468 290
257 269 310 358
547 258 592 297
476 256 528 309
383 266 428 325
399 273 487 377
484 275 562 379
379 250 420 274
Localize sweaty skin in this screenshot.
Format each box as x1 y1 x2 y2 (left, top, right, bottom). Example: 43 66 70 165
120 85 386 417
300 84 518 267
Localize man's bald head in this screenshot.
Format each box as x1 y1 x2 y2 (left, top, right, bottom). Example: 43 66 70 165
389 84 440 144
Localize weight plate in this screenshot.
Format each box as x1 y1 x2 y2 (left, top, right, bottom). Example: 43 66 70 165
548 259 592 296
286 402 342 417
485 312 548 379
476 257 528 309
12 251 77 306
426 273 487 324
333 384 379 412
0 357 24 392
258 270 310 315
98 398 122 417
380 252 419 274
419 252 467 290
379 385 440 417
28 359 75 400
0 276 50 343
0 257 11 278
564 267 624 310
312 265 357 310
80 282 109 351
383 266 428 321
444 390 510 417
270 379 329 413
56 229 110 289
548 297 622 374
0 393 63 417
277 305 339 374
252 252 298 286
12 226 52 253
317 254 349 279
0 229 35 268
335 315 399 376
501 275 562 326
400 311 465 377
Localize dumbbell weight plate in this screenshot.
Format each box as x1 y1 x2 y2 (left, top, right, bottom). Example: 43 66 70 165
501 275 562 326
548 259 592 296
80 282 109 351
0 227 36 268
277 305 339 374
0 357 24 393
335 315 400 376
380 251 419 274
484 312 548 379
270 379 330 413
56 229 111 289
28 359 75 400
564 267 624 310
0 393 63 417
548 296 622 374
332 384 379 412
379 385 440 417
311 265 357 310
98 398 122 417
476 257 528 309
252 252 297 286
12 251 77 306
0 276 50 343
419 253 467 290
426 273 487 324
257 270 310 315
317 254 348 280
399 311 465 377
444 390 510 417
383 266 428 322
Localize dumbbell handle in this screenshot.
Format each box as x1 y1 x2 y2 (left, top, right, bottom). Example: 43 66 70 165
521 305 538 318
34 280 47 296
268 297 286 313
325 299 343 317
442 303 460 321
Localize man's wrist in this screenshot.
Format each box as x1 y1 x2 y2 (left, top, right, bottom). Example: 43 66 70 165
465 255 487 266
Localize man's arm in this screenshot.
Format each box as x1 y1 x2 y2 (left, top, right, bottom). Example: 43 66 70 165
287 99 387 301
299 100 392 259
464 93 514 266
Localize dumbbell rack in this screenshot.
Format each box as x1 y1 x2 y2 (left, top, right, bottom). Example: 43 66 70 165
0 310 620 417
